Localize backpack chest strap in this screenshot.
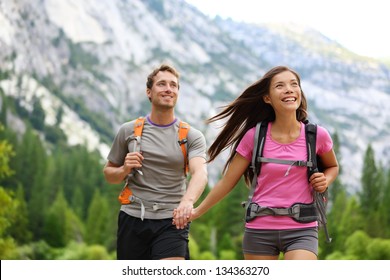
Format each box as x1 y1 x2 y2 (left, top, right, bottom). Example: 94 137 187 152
258 157 314 176
258 157 313 167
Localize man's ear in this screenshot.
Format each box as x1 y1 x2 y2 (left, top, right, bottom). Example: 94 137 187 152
146 89 153 102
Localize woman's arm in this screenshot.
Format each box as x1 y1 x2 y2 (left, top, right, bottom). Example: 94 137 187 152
192 153 250 220
309 149 339 193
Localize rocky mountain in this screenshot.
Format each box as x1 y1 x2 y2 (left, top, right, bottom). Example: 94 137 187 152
1 0 389 192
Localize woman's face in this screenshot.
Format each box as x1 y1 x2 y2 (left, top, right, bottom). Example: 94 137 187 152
263 70 302 114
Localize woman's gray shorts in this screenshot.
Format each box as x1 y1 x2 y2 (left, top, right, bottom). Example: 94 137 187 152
242 227 318 256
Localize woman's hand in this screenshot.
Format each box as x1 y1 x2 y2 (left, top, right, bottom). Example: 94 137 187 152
309 172 328 193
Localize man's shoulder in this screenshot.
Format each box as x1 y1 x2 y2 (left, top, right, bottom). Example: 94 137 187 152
119 120 136 130
178 121 204 136
114 120 138 138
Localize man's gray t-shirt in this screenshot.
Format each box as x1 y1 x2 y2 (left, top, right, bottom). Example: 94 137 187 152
107 117 207 219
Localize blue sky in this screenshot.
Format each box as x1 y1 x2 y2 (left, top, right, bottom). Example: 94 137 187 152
185 0 390 59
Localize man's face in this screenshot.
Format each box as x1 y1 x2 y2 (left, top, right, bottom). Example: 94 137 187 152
147 71 179 109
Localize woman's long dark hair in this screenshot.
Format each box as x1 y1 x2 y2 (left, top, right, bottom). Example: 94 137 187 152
207 66 308 185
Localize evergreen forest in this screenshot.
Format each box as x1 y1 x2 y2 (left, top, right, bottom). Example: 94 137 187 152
1 98 390 260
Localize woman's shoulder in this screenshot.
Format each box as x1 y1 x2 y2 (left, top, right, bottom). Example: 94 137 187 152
244 125 257 139
311 123 333 153
315 124 332 138
303 121 330 136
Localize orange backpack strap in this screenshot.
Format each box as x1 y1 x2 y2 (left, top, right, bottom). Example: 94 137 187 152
118 117 145 205
178 121 190 176
133 117 145 138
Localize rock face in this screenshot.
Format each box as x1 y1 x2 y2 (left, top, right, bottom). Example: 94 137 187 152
1 0 389 192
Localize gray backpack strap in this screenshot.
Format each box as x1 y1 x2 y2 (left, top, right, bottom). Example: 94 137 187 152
258 157 313 167
125 118 145 181
247 122 263 204
305 121 332 243
243 122 266 221
258 157 314 176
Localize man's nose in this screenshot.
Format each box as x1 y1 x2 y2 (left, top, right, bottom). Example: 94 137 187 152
163 84 174 92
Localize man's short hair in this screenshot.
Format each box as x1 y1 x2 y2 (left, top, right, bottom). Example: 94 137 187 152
146 64 180 89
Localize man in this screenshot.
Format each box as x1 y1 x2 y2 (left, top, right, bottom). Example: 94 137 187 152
103 64 208 260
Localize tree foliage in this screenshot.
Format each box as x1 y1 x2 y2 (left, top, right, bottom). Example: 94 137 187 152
0 124 390 260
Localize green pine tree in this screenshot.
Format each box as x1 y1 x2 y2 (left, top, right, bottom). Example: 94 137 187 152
43 188 68 247
359 144 383 237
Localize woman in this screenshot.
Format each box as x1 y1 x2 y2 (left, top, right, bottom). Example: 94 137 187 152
174 65 339 260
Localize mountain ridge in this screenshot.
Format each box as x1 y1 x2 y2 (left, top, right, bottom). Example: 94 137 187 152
1 0 389 192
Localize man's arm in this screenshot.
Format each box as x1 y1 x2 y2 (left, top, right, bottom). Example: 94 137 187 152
174 156 208 227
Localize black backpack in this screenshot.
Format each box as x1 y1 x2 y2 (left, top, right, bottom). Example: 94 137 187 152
243 120 331 243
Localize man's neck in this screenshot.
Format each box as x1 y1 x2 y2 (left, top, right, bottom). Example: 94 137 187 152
148 111 176 126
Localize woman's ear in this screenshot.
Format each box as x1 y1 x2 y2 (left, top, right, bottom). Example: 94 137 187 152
263 95 271 104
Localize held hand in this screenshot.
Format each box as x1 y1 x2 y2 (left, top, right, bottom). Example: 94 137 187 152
309 172 328 193
172 200 193 229
172 208 200 228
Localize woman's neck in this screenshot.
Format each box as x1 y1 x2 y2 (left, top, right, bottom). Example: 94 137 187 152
270 117 301 143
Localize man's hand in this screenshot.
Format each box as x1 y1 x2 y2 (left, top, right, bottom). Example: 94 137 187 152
123 152 144 174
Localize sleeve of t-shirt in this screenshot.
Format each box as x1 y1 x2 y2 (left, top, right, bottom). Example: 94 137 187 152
187 127 207 160
107 122 132 165
236 127 256 162
316 125 333 155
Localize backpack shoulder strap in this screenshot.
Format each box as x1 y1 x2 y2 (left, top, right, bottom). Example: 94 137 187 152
244 121 268 210
304 121 318 179
134 117 145 137
133 117 190 175
305 121 332 242
119 117 145 205
178 121 190 176
253 121 268 175
131 116 145 153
